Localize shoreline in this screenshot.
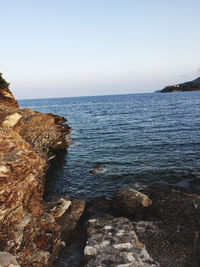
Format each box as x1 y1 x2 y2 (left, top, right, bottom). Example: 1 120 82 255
1 87 200 266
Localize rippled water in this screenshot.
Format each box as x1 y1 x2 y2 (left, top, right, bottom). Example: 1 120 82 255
19 92 200 200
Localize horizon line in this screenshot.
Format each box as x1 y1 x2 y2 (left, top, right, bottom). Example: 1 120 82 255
17 91 156 101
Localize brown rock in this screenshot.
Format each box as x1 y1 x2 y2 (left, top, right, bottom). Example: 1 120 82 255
113 188 152 216
44 197 72 219
0 88 19 108
0 83 84 266
18 108 71 160
0 128 61 266
57 199 86 240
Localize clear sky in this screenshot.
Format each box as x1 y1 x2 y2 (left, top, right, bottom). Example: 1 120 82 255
1 0 200 99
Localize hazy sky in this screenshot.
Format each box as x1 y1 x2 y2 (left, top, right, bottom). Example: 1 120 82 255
1 0 200 99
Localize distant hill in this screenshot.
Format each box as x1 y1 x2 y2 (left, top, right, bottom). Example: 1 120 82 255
190 77 200 83
159 77 200 93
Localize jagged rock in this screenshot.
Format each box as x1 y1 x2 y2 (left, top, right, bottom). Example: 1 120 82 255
48 113 67 124
44 197 86 238
57 199 86 240
83 217 159 267
0 126 83 266
0 128 61 266
113 188 152 216
44 197 72 219
53 200 86 267
0 88 19 108
18 108 72 159
0 80 85 266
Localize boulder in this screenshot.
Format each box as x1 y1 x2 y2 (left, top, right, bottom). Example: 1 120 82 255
113 188 152 216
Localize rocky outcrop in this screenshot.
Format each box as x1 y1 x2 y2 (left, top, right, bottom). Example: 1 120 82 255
0 88 19 108
0 82 84 266
0 127 62 266
18 108 72 160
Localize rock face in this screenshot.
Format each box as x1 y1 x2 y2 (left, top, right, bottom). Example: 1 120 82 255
84 217 159 267
113 189 152 216
0 82 85 266
0 74 18 108
18 108 72 160
0 88 19 108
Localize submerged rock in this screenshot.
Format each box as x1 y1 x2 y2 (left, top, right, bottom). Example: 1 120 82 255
83 217 159 267
113 188 152 216
90 164 105 175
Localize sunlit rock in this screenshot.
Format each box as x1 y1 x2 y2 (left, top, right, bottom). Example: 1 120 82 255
113 188 152 216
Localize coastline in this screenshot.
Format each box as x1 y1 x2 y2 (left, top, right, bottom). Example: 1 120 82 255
0 88 200 266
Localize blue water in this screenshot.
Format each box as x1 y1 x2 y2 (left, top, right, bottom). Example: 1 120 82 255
19 92 200 200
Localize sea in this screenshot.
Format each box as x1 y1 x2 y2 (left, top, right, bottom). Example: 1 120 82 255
19 92 200 200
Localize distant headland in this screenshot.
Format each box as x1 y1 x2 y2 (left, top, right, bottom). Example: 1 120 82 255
158 76 200 93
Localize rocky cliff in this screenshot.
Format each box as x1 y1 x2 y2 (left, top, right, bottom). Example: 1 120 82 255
0 81 85 266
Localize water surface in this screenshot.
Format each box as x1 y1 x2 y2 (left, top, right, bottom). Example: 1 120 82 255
19 92 200 200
